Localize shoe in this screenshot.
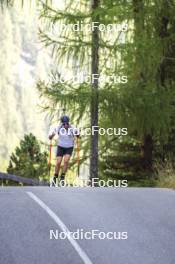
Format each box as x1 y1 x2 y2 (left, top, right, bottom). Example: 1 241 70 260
60 174 65 187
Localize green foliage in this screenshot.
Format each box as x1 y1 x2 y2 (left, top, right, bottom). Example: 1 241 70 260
27 0 175 183
0 0 174 183
155 160 175 189
7 133 49 180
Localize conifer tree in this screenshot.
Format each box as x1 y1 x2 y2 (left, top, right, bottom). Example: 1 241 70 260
7 133 48 180
37 0 129 180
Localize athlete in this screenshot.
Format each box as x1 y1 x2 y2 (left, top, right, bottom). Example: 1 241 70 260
48 115 80 186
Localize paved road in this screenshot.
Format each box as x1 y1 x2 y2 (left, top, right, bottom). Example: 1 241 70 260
0 187 174 264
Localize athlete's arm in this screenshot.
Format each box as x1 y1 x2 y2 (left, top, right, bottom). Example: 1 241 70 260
71 125 80 138
48 126 57 140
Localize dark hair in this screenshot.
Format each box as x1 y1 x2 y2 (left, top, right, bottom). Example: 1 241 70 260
61 115 70 123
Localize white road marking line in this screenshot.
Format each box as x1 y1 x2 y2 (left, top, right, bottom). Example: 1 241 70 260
27 191 93 264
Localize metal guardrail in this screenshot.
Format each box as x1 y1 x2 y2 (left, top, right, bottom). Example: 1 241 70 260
0 172 49 186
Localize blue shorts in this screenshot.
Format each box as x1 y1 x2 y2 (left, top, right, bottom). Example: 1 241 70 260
56 146 73 157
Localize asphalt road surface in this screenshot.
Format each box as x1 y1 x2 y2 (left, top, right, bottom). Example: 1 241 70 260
0 187 174 264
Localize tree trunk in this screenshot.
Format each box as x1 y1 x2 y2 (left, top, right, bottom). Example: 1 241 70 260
133 0 154 172
90 0 100 182
142 134 153 170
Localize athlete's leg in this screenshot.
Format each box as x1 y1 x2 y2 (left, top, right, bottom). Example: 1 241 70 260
62 154 71 174
52 146 64 186
55 156 63 176
52 157 62 186
60 154 71 185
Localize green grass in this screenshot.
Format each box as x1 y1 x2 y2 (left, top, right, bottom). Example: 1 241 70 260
155 161 175 189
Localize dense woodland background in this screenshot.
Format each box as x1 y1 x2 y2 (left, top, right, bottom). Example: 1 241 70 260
1 0 175 187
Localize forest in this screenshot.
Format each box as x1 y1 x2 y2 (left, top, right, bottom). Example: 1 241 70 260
0 0 175 187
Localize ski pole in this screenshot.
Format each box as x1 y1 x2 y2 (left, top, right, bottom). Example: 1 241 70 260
77 137 80 177
48 140 52 178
